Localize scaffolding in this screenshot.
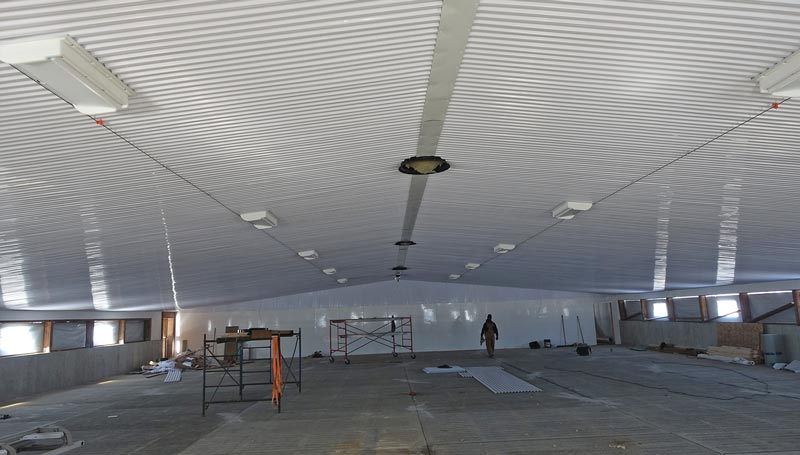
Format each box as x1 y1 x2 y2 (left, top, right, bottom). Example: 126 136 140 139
329 316 415 364
202 328 301 414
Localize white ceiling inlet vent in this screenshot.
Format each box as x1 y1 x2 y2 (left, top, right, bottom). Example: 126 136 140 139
758 49 800 96
449 274 462 280
239 210 278 229
336 278 348 284
493 243 516 254
322 268 336 275
465 263 481 270
552 201 593 220
0 35 134 115
298 250 319 261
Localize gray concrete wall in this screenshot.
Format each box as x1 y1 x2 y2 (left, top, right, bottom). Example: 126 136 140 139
620 320 717 349
620 320 800 362
0 340 159 404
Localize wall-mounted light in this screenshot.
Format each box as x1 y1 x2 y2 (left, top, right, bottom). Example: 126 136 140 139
465 263 480 270
552 201 593 220
322 268 336 275
449 274 461 280
337 278 348 284
0 35 134 115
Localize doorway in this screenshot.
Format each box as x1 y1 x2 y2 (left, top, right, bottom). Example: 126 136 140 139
161 311 176 359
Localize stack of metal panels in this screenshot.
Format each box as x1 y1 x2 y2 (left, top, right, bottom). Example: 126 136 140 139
464 367 541 394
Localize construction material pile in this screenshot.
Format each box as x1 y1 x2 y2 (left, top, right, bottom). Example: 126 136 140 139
137 349 219 380
699 345 762 365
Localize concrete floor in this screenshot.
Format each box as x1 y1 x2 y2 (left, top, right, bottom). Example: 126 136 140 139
2 346 800 454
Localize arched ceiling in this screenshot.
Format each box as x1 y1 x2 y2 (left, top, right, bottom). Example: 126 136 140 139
0 0 799 310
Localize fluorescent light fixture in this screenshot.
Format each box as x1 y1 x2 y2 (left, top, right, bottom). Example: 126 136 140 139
493 243 516 254
758 49 800 96
337 278 348 284
552 201 593 220
298 250 319 260
322 268 336 275
465 263 480 270
449 274 461 280
239 210 278 229
0 35 134 115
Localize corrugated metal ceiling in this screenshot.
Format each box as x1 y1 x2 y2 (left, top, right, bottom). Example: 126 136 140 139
1 0 800 310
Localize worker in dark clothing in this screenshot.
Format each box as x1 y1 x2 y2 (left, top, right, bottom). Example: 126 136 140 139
480 314 499 357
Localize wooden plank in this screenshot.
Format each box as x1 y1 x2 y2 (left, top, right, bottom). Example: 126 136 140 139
739 293 752 323
640 299 650 320
716 322 763 352
224 326 239 362
793 290 800 326
698 295 709 322
42 321 53 353
751 302 794 323
118 320 126 344
617 300 627 321
85 320 94 348
666 297 676 322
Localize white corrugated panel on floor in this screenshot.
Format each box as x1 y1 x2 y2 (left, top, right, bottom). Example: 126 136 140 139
164 369 182 383
464 367 541 393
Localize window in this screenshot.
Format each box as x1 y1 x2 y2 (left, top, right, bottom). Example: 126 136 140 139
93 320 120 346
52 322 87 351
715 299 740 321
652 302 668 319
124 320 146 343
0 322 44 356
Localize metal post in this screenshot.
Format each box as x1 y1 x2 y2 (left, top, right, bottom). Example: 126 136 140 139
202 334 207 416
238 342 243 400
298 327 302 394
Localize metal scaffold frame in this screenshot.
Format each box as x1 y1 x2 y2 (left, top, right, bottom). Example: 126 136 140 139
329 316 415 364
202 328 301 414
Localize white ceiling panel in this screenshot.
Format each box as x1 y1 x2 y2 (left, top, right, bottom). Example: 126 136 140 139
410 0 800 293
3 0 800 311
0 0 441 310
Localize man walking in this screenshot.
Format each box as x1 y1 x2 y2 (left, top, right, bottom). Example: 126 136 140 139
480 314 499 357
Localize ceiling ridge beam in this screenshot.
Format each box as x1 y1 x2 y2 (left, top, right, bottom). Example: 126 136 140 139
395 0 479 274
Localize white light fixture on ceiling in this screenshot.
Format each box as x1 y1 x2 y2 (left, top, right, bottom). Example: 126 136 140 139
552 201 593 220
0 35 134 115
449 274 461 280
239 210 279 229
298 250 319 260
758 49 800 96
337 278 348 284
465 263 480 270
493 243 516 254
322 268 336 275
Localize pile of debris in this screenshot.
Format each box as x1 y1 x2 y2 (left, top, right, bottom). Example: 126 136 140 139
772 360 800 373
698 345 762 366
137 349 217 380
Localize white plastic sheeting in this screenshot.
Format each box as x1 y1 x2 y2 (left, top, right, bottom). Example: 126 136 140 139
179 280 600 355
